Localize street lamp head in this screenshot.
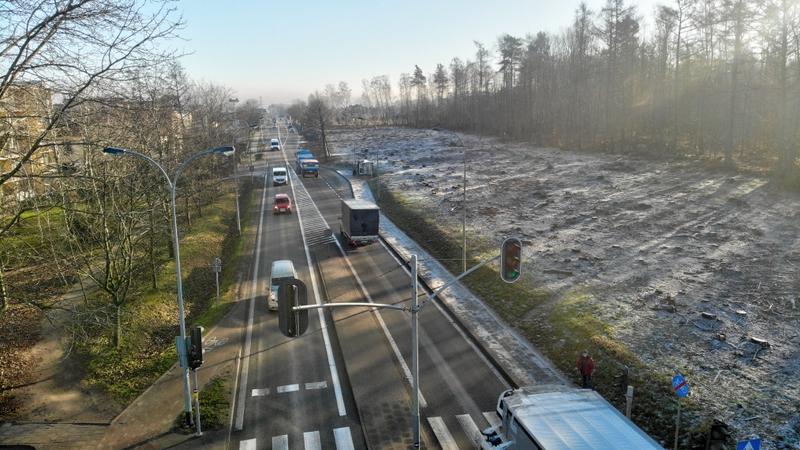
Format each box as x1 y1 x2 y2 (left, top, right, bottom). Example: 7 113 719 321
211 146 235 156
102 147 126 155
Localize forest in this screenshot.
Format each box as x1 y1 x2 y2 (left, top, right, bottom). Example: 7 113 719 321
299 0 800 185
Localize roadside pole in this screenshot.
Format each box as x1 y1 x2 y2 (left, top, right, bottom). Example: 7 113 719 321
672 375 689 450
286 252 504 447
192 368 202 436
212 258 221 307
411 254 420 448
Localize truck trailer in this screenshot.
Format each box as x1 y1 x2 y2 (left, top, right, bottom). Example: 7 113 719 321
480 385 663 450
339 199 380 246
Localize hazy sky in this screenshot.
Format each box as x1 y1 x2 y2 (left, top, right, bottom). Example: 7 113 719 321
177 0 659 107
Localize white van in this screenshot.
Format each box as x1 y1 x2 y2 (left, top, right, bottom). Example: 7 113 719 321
272 167 287 186
269 260 297 311
270 139 280 151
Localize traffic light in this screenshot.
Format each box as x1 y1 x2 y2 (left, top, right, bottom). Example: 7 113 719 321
614 365 629 394
500 238 522 283
278 278 309 338
189 326 203 370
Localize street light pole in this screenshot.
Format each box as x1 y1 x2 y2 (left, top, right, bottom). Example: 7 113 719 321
229 98 242 236
358 117 381 201
102 145 233 426
433 127 467 274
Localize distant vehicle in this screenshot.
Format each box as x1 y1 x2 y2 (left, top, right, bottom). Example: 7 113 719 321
288 127 294 133
272 124 277 129
339 199 379 246
269 260 296 311
479 385 662 450
273 193 292 214
270 139 280 151
272 167 287 186
299 159 319 178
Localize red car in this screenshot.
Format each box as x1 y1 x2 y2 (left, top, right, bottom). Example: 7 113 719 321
273 194 292 214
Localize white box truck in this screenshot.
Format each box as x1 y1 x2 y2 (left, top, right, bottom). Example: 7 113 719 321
480 385 663 450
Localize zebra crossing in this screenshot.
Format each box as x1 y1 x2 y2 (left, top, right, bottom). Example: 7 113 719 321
238 427 354 450
427 412 501 450
237 412 500 450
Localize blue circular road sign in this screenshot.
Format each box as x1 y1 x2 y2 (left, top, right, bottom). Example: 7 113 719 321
672 375 689 397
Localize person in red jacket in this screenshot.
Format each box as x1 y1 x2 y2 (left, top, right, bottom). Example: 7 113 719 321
577 349 595 389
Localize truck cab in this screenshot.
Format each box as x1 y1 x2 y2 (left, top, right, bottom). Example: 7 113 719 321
296 150 314 173
299 159 319 177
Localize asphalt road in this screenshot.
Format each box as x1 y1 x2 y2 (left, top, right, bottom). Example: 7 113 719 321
230 124 364 450
231 123 511 449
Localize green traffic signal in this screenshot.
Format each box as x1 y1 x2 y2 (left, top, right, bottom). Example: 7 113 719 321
500 238 522 283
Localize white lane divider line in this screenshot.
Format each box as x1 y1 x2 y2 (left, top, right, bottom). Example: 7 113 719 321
290 168 347 416
251 388 270 397
239 438 257 450
333 237 428 408
305 381 327 390
235 169 270 431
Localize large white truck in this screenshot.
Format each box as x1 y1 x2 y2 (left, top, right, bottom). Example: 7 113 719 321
480 385 663 450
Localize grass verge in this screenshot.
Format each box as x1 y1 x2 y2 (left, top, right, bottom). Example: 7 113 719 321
79 179 253 404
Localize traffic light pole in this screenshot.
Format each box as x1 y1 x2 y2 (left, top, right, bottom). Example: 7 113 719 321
286 251 507 448
291 254 501 316
192 368 202 436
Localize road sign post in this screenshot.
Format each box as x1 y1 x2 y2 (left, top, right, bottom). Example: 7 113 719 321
672 375 688 450
212 258 221 307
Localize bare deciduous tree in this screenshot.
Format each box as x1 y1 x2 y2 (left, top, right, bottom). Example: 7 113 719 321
0 0 183 313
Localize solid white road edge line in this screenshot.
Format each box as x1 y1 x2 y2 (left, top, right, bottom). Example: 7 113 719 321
289 160 347 416
234 168 269 430
332 237 428 408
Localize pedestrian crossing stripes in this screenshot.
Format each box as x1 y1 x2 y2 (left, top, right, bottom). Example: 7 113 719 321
239 426 354 450
237 413 499 449
277 384 299 393
252 381 328 397
428 412 499 450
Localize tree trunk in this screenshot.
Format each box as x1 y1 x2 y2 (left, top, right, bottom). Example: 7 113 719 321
114 303 122 348
0 266 8 312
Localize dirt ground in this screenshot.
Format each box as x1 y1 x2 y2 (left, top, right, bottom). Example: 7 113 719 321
6 281 123 424
327 126 800 447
